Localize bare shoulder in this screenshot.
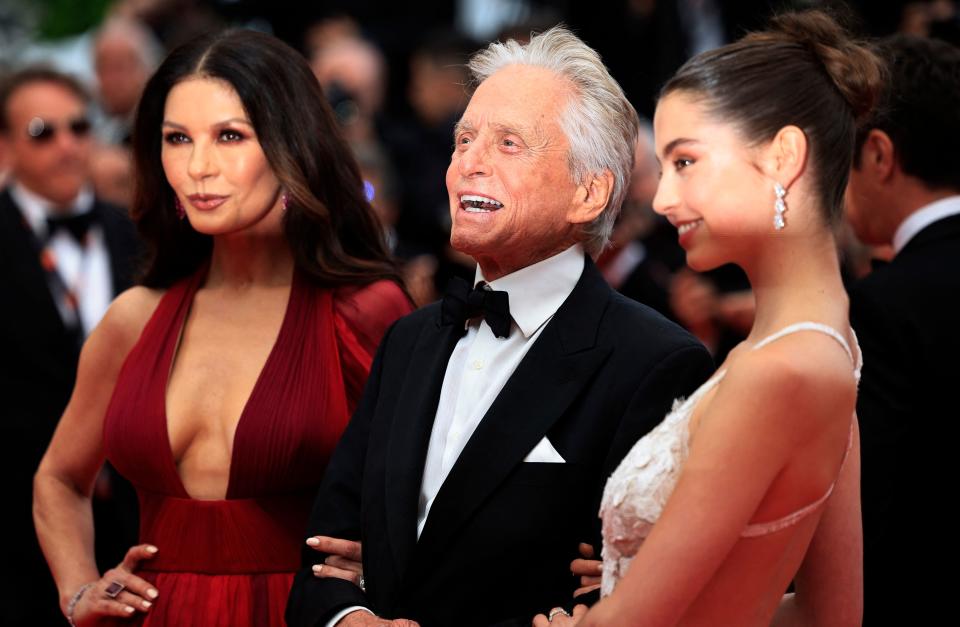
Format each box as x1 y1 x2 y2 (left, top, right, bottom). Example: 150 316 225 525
85 286 165 363
719 332 857 435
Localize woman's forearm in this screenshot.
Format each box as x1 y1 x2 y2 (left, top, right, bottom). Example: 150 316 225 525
33 469 101 613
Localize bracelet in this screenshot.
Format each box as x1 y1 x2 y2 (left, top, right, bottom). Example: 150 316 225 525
65 582 96 627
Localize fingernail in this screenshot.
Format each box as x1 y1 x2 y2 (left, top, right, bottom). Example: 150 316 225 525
146 545 159 554
142 600 152 609
125 606 136 614
147 588 159 599
306 537 320 546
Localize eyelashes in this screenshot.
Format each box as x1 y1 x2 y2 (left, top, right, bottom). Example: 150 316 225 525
163 131 189 145
162 129 248 145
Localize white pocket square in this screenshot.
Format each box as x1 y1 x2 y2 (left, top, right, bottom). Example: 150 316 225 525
523 436 566 463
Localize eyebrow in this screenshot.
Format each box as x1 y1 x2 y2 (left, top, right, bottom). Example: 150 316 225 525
453 119 535 141
658 137 700 162
162 118 253 130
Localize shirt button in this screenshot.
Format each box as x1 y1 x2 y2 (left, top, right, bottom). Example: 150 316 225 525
471 359 484 370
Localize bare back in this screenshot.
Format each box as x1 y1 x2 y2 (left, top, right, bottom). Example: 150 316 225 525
599 323 861 625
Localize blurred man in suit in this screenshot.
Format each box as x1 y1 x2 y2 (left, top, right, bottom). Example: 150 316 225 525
0 67 140 626
844 35 960 624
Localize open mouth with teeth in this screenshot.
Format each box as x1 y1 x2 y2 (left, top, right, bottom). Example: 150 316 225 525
459 194 504 213
677 219 703 235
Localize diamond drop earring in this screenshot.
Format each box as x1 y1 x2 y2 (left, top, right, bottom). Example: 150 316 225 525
773 182 787 231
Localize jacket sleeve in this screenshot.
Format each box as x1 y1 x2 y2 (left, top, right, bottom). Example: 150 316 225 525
285 322 398 627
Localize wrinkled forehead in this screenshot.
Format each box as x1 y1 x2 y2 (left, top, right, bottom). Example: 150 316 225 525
459 65 573 138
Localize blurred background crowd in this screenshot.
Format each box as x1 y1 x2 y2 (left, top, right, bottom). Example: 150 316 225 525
2 0 958 624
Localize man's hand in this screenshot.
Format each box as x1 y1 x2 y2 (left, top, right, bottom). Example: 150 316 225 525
307 536 364 588
570 543 602 598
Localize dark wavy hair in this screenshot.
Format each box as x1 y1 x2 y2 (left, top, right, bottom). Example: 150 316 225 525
855 35 960 191
661 10 884 225
132 29 403 289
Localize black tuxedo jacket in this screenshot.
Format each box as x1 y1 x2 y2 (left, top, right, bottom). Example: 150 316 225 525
848 213 960 624
0 187 141 626
287 259 714 627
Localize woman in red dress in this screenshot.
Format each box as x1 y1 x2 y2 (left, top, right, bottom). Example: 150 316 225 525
33 30 411 626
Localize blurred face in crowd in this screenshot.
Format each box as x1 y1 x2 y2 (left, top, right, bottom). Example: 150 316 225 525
844 130 899 247
2 81 92 206
446 65 594 279
409 54 467 127
161 77 283 237
95 31 150 116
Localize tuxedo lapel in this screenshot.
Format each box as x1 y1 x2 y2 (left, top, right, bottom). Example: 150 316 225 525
414 261 613 559
0 190 69 338
383 313 464 579
98 204 131 294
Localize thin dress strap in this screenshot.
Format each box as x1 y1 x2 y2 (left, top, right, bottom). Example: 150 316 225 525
741 321 860 538
752 321 861 381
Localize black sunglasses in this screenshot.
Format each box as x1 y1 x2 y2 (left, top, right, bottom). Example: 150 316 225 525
26 116 91 143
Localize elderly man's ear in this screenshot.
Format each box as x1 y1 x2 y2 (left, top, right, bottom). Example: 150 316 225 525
567 169 614 225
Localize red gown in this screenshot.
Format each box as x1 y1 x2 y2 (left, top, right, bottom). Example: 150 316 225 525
103 266 410 626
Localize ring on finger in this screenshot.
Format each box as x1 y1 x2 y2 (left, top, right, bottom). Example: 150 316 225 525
358 575 366 592
548 608 571 621
104 581 126 599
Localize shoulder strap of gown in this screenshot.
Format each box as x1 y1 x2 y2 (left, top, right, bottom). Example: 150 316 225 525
751 321 862 381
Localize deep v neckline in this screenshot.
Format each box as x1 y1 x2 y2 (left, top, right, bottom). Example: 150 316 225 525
161 266 298 500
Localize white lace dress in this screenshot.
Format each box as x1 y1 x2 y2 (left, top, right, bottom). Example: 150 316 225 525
599 322 862 597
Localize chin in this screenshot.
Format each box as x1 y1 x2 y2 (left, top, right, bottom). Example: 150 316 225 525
449 225 492 257
684 248 726 273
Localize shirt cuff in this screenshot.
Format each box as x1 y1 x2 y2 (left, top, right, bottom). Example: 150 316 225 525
326 606 375 627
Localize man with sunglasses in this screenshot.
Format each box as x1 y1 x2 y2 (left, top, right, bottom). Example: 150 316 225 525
0 67 141 627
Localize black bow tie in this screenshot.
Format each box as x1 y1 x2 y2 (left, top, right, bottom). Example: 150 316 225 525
46 211 97 244
441 276 512 338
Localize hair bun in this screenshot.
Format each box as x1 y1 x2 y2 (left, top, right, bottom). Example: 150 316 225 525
765 11 884 123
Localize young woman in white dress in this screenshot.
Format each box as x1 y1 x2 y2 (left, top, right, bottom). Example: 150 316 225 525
537 11 880 627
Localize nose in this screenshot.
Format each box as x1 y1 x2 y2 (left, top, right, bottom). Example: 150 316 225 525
651 172 676 217
457 139 491 178
187 140 217 181
54 122 86 154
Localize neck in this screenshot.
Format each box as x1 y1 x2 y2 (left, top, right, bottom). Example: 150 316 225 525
474 239 579 282
738 228 848 342
13 179 83 212
206 230 294 289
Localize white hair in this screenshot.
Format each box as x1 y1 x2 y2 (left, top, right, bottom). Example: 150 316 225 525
95 17 164 72
468 25 640 256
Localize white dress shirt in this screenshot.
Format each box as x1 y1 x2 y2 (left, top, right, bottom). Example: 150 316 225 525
328 244 585 626
892 195 960 255
11 182 113 335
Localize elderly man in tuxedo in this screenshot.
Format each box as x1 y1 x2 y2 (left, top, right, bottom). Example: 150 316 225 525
0 67 140 626
844 35 960 624
286 27 713 627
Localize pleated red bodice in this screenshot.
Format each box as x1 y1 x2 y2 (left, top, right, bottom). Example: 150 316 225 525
102 266 410 626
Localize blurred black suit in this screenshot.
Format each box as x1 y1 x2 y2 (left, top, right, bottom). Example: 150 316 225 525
0 187 141 626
